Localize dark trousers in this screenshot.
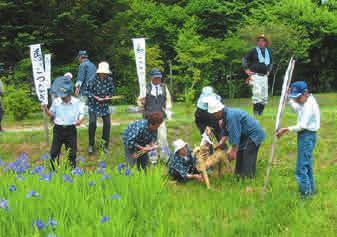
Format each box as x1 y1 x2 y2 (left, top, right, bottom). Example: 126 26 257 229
195 108 222 140
50 125 77 170
235 138 260 178
89 112 111 147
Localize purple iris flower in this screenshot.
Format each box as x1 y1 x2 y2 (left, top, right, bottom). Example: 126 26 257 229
0 199 9 210
100 216 109 224
101 173 111 181
26 190 40 198
9 185 16 192
71 167 84 176
98 161 107 168
39 153 50 161
111 194 121 200
47 218 57 228
39 172 53 182
125 168 132 176
63 174 73 183
0 159 5 167
6 153 30 174
76 156 86 162
117 163 125 173
32 219 44 230
96 167 105 174
148 149 157 157
17 152 29 161
88 181 96 186
161 145 172 156
30 165 45 175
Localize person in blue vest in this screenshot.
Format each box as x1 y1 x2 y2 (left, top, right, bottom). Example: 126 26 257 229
207 97 266 178
242 34 273 115
276 81 320 197
75 50 97 115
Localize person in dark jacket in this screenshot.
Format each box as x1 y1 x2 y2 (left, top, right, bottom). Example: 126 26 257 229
242 34 273 115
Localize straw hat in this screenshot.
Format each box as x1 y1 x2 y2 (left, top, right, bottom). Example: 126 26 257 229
172 139 187 154
96 61 112 74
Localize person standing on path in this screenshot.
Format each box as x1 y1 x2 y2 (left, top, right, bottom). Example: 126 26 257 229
87 62 115 154
242 34 273 115
75 50 96 116
276 81 320 197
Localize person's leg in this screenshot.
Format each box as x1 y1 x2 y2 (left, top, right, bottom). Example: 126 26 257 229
102 114 111 148
251 75 263 115
50 126 63 170
125 148 136 168
88 112 97 149
309 133 317 194
235 150 244 176
238 140 259 178
296 132 314 196
260 75 268 115
138 155 149 171
64 126 77 169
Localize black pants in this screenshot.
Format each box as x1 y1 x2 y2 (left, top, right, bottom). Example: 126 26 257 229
171 166 199 183
50 125 77 170
89 112 111 147
235 138 260 178
195 108 222 140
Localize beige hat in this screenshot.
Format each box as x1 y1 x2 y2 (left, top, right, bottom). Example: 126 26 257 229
64 72 73 79
172 139 187 154
96 61 112 74
207 97 224 113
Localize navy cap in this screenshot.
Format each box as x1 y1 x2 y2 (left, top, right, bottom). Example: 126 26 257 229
51 76 73 98
289 81 308 99
148 68 162 78
78 50 88 58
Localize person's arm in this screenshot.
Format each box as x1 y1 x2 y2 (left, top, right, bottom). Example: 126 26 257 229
104 78 115 101
75 101 85 126
42 102 55 119
288 99 302 112
242 49 254 75
75 63 87 96
226 113 242 160
267 49 273 74
288 103 312 133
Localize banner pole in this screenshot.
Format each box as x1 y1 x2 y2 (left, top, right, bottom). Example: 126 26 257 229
42 108 49 145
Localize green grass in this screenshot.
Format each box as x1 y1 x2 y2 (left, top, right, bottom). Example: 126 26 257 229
0 94 336 236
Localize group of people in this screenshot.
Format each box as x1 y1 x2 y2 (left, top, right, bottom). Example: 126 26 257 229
3 33 318 198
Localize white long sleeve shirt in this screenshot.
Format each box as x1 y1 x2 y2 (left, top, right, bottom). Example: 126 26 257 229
288 94 320 132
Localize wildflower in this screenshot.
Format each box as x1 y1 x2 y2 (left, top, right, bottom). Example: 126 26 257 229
148 149 157 157
15 175 25 181
39 153 50 161
0 158 5 167
125 167 132 176
89 181 96 186
117 163 125 173
26 190 40 198
111 194 121 200
47 218 57 229
30 165 45 175
101 173 111 181
98 161 107 168
63 174 73 183
39 172 53 182
32 219 44 230
9 185 16 192
161 145 172 156
71 167 84 176
0 199 9 210
76 156 86 162
96 167 105 174
6 153 30 174
100 216 109 224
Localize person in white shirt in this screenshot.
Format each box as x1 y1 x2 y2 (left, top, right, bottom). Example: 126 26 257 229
277 81 320 197
43 76 84 170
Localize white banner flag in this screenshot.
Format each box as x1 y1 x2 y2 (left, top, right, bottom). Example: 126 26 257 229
132 38 146 97
44 54 51 89
29 44 48 105
275 57 296 131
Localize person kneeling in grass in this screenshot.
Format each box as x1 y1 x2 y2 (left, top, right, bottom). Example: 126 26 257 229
122 112 164 171
168 139 203 183
43 76 84 170
207 97 265 178
276 81 320 197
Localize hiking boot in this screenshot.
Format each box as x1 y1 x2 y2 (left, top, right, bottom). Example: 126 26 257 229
88 146 94 155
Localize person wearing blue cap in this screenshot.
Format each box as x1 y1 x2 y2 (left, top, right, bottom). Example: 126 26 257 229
43 77 84 170
138 68 172 163
276 81 320 197
75 50 97 114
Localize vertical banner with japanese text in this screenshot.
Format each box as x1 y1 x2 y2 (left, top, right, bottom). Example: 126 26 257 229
132 38 146 97
44 54 51 89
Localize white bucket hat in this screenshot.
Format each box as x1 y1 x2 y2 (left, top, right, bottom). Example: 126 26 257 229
207 97 224 113
96 61 112 74
172 139 187 154
64 72 73 80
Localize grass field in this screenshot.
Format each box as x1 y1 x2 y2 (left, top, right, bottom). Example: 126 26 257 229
0 94 336 237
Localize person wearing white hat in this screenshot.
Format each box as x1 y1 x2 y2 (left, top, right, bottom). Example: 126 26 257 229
64 72 73 80
168 139 203 182
207 97 265 178
87 61 115 154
